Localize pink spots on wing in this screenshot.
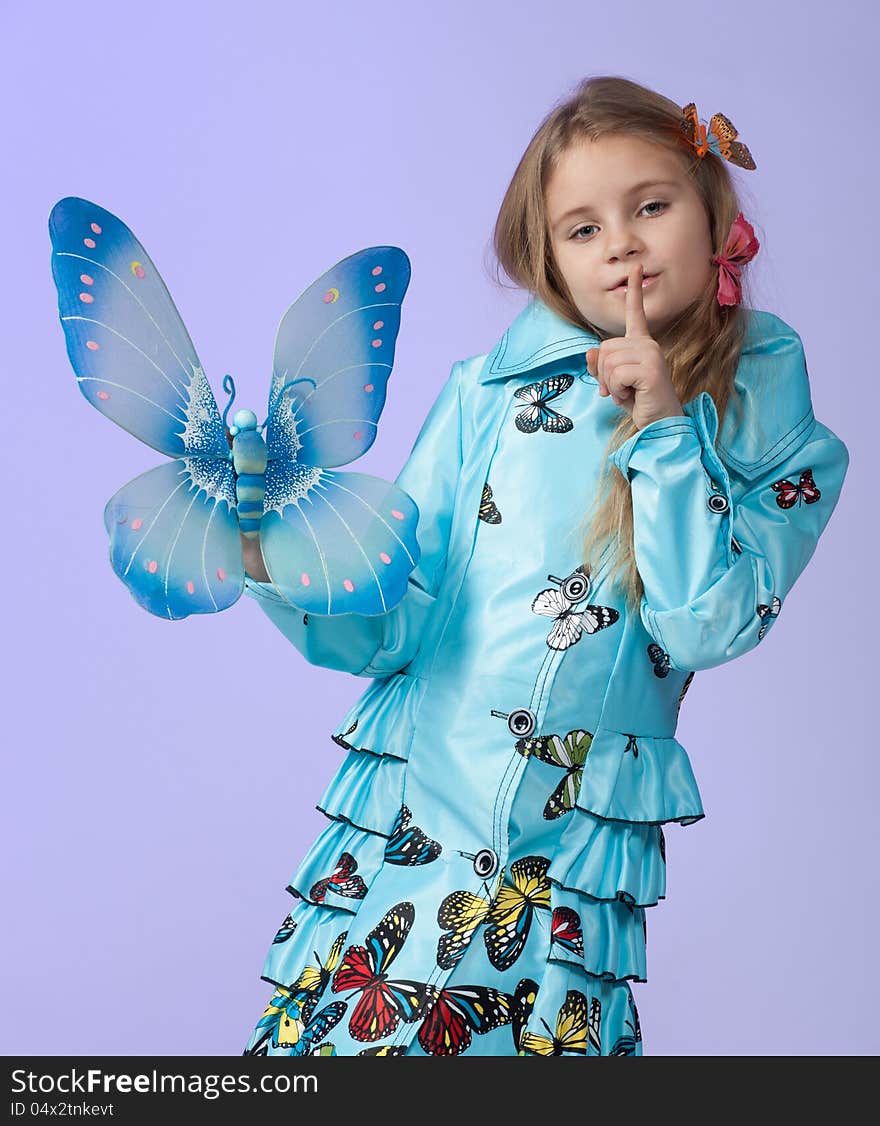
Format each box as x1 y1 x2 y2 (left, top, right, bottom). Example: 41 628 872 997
371 265 383 276
379 552 391 564
186 581 195 595
353 430 363 440
301 573 311 587
323 287 340 304
217 568 226 582
90 222 102 234
391 509 404 520
363 383 374 392
130 261 145 279
79 292 94 304
343 579 354 593
86 340 100 351
96 390 110 400
147 560 158 574
84 238 96 249
80 274 94 285
371 338 382 348
131 518 143 530
374 282 386 293
373 320 384 330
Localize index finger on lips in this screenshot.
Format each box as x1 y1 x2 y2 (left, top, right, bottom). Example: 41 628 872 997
625 263 650 338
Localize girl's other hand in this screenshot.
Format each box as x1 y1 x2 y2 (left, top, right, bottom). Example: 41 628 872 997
585 263 685 430
241 533 270 582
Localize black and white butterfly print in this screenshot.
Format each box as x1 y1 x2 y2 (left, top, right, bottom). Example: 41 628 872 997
647 643 670 678
532 573 619 651
514 375 574 434
478 482 502 524
757 595 782 640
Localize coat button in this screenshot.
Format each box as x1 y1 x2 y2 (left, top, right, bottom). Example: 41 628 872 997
507 708 536 737
707 492 729 513
473 848 499 878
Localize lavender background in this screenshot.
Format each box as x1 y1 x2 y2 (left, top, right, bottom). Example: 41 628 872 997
3 0 875 1056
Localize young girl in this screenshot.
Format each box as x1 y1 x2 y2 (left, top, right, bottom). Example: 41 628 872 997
240 75 849 1057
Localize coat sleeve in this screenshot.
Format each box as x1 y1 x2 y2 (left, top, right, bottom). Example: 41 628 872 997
244 359 463 677
610 378 849 674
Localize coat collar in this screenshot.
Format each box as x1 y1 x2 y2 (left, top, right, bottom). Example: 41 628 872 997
477 298 815 480
479 298 601 383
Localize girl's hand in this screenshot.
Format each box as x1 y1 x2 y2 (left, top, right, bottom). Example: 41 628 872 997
240 532 270 582
585 263 685 430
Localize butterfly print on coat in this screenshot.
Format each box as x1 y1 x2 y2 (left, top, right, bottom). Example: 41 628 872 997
520 990 592 1055
435 879 501 970
647 643 670 678
514 374 574 434
610 990 643 1055
357 1044 408 1056
280 1001 348 1056
309 852 368 904
271 912 297 945
484 855 552 971
771 468 821 509
478 482 502 524
245 930 348 1053
331 901 432 1042
417 984 513 1056
511 978 539 1055
384 804 442 866
550 906 585 958
515 729 592 819
757 595 782 640
532 567 619 651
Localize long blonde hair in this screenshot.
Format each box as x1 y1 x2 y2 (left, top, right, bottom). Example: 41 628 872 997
492 75 756 612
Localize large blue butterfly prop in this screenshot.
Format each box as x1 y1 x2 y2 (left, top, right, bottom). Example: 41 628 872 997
49 197 421 620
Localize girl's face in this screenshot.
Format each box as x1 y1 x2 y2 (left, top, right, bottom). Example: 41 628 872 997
544 134 715 342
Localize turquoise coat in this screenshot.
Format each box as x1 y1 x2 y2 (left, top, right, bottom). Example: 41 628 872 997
242 299 849 1057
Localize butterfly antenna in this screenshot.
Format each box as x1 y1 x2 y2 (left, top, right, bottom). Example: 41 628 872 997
277 376 318 422
221 374 237 431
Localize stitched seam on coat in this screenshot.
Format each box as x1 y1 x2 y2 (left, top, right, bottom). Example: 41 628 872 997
718 406 816 475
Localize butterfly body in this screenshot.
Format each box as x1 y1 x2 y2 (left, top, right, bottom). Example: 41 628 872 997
51 196 421 620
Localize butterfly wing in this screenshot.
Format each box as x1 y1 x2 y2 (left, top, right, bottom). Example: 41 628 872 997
417 986 511 1056
555 990 590 1054
800 468 821 504
259 462 420 615
511 978 539 1054
49 197 227 459
771 477 800 509
436 889 494 970
384 804 442 866
550 906 585 957
484 856 550 971
266 247 410 467
104 458 243 618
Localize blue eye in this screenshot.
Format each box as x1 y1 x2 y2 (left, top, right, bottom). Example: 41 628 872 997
570 200 668 240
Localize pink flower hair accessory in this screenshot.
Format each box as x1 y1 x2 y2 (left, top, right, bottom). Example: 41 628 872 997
712 212 760 306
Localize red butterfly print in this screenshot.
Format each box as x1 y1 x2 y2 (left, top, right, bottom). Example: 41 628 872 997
331 901 432 1042
550 906 584 958
771 468 821 509
417 984 512 1055
309 852 368 904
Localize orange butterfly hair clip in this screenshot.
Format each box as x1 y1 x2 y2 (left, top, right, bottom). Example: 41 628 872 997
680 102 756 170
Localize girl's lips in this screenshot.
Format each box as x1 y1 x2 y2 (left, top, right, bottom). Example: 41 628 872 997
612 273 660 291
